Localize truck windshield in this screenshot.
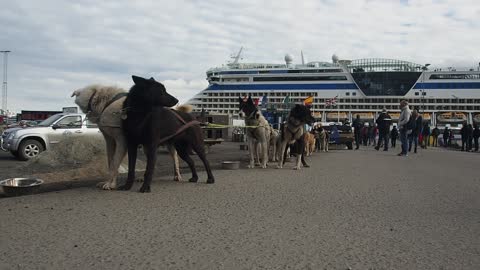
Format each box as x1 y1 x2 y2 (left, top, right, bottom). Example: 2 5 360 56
37 114 64 127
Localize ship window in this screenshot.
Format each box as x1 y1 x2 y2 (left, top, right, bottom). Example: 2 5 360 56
252 76 347 82
415 92 419 96
352 92 357 96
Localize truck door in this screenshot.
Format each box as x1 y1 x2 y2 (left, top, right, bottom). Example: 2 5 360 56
47 115 84 146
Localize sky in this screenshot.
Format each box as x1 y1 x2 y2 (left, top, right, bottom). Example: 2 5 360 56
0 0 479 114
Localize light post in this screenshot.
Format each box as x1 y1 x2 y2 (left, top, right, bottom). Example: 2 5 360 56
421 63 430 115
1 50 11 115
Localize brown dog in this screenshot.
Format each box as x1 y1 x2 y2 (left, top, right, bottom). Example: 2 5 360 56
304 132 316 156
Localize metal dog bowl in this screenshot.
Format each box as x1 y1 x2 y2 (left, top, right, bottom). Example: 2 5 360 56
221 161 240 170
0 178 44 197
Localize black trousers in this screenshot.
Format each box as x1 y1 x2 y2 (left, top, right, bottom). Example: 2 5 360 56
354 131 361 149
432 135 438 147
377 132 389 150
474 137 479 151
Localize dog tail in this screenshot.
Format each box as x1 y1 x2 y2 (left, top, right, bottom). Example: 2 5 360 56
175 104 193 113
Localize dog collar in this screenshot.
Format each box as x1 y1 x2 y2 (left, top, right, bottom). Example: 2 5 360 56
87 90 97 113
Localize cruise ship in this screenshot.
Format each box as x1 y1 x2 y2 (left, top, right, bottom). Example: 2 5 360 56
187 48 480 127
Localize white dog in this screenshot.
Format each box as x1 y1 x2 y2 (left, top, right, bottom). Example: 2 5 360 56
238 96 270 169
71 85 183 190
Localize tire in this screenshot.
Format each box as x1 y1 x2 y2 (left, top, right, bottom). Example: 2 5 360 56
17 139 44 161
346 141 353 150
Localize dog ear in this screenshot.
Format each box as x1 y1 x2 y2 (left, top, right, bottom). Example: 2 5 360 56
132 75 147 85
70 90 79 97
255 111 260 119
149 77 155 81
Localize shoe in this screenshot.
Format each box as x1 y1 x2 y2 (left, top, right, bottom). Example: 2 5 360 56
397 153 404 156
383 149 388 151
375 146 379 151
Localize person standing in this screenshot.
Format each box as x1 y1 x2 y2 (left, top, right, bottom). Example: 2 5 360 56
362 123 369 146
397 100 411 156
431 125 440 147
408 110 422 154
473 124 480 152
421 122 431 149
466 124 474 152
443 126 450 147
375 108 392 151
352 114 362 150
460 121 467 151
390 125 399 148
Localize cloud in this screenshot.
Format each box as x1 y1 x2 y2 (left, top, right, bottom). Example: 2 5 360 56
0 0 479 113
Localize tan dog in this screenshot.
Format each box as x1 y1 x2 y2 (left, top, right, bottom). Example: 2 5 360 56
304 132 316 156
71 85 184 190
268 125 280 162
238 96 270 169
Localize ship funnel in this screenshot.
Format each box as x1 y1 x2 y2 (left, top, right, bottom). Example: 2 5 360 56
285 54 294 67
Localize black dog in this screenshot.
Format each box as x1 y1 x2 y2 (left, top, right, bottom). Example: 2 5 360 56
277 104 315 170
119 76 214 193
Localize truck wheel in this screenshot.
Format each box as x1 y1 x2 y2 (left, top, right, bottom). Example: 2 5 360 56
346 142 353 150
18 139 44 161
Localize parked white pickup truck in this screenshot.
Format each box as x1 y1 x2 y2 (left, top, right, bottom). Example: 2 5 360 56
1 113 102 160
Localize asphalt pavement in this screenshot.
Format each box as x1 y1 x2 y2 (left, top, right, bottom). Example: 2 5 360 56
0 145 479 269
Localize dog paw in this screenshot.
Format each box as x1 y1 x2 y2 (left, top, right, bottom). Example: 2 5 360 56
206 178 215 184
118 183 133 191
276 165 282 169
135 178 143 182
261 164 267 169
247 164 255 169
96 182 107 189
173 175 182 182
96 182 115 190
138 185 151 193
293 166 301 170
303 164 310 168
189 177 198 183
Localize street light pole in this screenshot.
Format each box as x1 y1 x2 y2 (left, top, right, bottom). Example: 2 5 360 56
1 50 11 115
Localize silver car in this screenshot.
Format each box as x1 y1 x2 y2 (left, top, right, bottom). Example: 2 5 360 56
1 113 102 160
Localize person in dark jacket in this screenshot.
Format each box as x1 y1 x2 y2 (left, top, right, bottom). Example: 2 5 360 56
408 110 422 153
460 121 468 151
443 127 450 147
375 108 392 151
390 125 399 148
466 124 474 152
431 126 440 147
421 122 431 149
473 124 480 152
352 114 363 150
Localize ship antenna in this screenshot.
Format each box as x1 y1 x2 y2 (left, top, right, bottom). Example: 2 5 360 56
301 50 305 65
232 46 243 64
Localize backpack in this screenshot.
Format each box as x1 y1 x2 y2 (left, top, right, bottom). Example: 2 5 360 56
406 116 416 130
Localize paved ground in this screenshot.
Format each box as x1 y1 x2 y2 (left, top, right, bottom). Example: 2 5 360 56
0 144 479 269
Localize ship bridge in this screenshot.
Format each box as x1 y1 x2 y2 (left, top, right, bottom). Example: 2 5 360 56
347 58 423 96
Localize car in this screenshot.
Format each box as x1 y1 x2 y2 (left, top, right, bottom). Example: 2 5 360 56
320 122 355 150
1 113 102 160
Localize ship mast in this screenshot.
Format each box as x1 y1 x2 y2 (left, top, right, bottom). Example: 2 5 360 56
231 47 243 64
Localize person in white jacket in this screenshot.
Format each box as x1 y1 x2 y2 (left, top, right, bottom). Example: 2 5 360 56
397 100 412 156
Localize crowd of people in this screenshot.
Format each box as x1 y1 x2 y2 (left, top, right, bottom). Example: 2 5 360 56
351 100 480 156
